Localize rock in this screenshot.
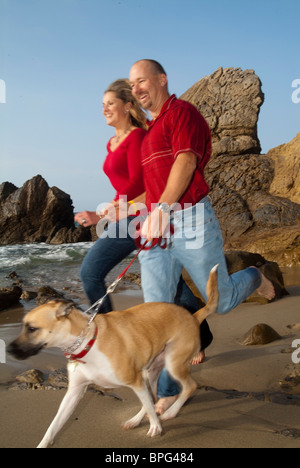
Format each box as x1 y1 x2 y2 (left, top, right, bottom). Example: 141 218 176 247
0 175 92 245
181 68 300 267
0 286 22 311
225 251 288 301
21 290 38 301
0 182 18 203
240 324 281 346
47 368 68 389
267 132 300 204
36 286 65 305
279 370 300 395
181 67 264 157
205 153 300 266
16 369 44 385
287 324 300 331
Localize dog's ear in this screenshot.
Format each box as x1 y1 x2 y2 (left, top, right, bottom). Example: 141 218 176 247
55 301 76 319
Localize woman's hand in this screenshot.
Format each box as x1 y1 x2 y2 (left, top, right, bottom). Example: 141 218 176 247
74 211 100 227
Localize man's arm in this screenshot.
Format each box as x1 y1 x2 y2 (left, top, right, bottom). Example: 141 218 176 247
141 152 197 241
159 152 197 206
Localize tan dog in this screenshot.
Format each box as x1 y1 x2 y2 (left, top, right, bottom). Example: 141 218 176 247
8 265 218 448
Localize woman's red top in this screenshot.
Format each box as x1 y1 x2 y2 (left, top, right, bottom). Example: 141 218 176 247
103 128 146 201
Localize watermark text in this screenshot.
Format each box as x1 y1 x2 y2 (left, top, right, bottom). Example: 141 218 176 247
0 79 6 104
95 199 205 250
292 339 300 364
0 339 6 364
291 79 300 104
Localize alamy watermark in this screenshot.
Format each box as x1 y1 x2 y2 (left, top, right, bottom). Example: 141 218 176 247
0 79 6 104
95 199 205 250
292 339 300 364
291 79 300 104
0 339 6 364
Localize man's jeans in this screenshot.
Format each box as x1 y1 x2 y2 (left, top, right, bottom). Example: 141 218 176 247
139 197 261 398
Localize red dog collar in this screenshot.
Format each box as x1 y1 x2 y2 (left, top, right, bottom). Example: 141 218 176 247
64 326 98 364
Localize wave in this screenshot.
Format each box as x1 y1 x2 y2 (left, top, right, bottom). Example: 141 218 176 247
0 243 94 271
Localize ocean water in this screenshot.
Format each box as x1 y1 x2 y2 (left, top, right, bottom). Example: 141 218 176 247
0 242 140 307
0 242 142 382
0 242 93 291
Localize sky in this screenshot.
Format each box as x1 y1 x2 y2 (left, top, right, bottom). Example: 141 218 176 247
0 0 299 212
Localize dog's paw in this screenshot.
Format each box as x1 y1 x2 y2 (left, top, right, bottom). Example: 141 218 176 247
122 416 141 431
147 423 162 437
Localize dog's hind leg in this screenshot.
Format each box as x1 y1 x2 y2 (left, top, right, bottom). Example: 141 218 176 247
160 362 197 422
37 380 88 448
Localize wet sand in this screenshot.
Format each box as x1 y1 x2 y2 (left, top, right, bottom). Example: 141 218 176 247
0 287 300 448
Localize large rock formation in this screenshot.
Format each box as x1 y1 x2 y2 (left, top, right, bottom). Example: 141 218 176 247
181 67 264 157
267 132 300 205
181 67 300 267
0 175 91 245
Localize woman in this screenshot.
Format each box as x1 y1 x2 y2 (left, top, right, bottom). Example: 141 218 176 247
75 79 146 312
75 79 213 362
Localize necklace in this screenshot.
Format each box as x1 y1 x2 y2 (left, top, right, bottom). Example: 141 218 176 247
114 125 132 143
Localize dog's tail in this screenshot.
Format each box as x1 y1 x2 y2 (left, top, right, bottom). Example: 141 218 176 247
193 264 219 325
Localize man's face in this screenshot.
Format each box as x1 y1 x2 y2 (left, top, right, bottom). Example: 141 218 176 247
129 61 167 117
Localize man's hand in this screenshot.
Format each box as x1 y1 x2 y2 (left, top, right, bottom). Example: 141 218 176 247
141 207 170 242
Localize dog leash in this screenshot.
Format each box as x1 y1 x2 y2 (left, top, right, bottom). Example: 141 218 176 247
85 223 175 324
63 225 174 361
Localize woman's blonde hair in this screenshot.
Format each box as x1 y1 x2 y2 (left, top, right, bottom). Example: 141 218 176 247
105 79 147 130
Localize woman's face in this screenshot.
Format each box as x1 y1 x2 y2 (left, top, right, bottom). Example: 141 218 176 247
102 91 129 127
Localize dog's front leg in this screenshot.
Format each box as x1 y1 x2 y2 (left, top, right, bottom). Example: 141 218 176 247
123 385 162 437
37 377 88 448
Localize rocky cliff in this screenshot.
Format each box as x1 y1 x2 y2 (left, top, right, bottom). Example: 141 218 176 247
181 67 300 266
267 132 300 205
0 175 91 245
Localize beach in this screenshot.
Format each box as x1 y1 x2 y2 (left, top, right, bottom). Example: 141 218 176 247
0 244 300 448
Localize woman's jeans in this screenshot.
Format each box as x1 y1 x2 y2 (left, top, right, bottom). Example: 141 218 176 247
139 197 262 398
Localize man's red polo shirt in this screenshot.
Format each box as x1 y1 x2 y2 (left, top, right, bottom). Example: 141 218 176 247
141 94 212 211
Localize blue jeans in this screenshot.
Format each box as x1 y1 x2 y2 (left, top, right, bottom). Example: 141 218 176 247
139 197 262 397
80 217 213 354
80 217 136 313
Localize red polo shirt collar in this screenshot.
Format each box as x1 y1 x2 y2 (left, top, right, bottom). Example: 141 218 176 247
147 94 177 128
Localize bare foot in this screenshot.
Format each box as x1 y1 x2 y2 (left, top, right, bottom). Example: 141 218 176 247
190 350 206 365
255 268 276 301
155 395 178 416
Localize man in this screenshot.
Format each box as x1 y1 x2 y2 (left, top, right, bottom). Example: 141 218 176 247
129 59 275 414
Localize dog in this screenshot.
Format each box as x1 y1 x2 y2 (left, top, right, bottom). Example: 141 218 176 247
8 265 218 448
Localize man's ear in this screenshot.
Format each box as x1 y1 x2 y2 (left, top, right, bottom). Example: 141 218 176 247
159 73 168 87
55 301 76 319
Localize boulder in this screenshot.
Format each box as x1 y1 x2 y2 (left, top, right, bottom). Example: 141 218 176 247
240 323 281 346
181 67 264 157
181 68 300 267
16 369 44 385
0 286 22 311
267 132 300 204
36 286 65 305
0 175 92 245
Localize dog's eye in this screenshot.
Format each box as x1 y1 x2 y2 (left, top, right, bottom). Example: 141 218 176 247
27 326 39 334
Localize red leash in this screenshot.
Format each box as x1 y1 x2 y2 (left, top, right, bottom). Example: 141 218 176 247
63 224 175 362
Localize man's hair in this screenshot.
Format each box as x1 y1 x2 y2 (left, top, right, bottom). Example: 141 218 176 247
136 59 167 76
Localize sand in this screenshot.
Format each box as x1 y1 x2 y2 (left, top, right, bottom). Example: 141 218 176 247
0 287 300 448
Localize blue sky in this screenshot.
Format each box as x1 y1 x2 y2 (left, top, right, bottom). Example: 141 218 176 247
0 0 299 212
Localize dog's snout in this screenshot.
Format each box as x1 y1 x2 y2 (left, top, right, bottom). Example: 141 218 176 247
8 339 44 361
